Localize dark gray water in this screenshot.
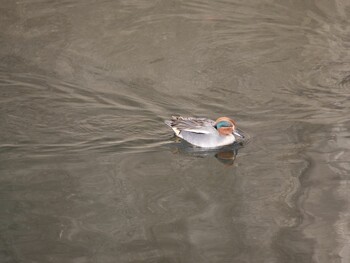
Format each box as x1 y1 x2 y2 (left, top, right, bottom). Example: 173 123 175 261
1 0 350 262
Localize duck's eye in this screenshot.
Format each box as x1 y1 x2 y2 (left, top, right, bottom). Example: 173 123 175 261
216 121 232 129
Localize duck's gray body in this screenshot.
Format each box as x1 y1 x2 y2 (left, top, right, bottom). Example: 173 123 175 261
165 116 236 148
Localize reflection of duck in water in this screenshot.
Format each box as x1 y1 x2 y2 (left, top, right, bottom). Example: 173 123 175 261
165 116 245 148
169 139 244 166
215 148 238 166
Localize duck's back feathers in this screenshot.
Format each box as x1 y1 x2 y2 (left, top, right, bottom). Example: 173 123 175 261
164 116 216 137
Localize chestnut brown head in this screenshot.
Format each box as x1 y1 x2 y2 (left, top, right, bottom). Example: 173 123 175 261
214 117 236 136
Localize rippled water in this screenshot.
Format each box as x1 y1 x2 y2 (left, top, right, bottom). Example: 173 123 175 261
1 0 350 262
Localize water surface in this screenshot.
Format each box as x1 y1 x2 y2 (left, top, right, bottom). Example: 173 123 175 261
1 0 350 262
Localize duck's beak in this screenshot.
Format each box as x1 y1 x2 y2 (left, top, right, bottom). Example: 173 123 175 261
233 129 245 139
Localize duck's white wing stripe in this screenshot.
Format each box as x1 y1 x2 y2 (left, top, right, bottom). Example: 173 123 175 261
182 128 212 134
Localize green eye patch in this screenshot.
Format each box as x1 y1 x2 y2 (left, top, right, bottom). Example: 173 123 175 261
215 121 232 129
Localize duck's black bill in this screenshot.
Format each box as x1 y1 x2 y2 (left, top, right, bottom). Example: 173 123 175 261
233 129 245 139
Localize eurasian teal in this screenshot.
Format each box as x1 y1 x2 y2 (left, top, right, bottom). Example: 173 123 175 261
165 116 244 148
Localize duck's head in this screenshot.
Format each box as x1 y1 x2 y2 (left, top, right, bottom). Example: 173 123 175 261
215 117 244 139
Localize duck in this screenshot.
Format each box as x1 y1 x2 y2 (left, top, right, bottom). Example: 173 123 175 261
165 116 244 148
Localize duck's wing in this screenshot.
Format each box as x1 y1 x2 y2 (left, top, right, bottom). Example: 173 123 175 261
165 116 217 136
